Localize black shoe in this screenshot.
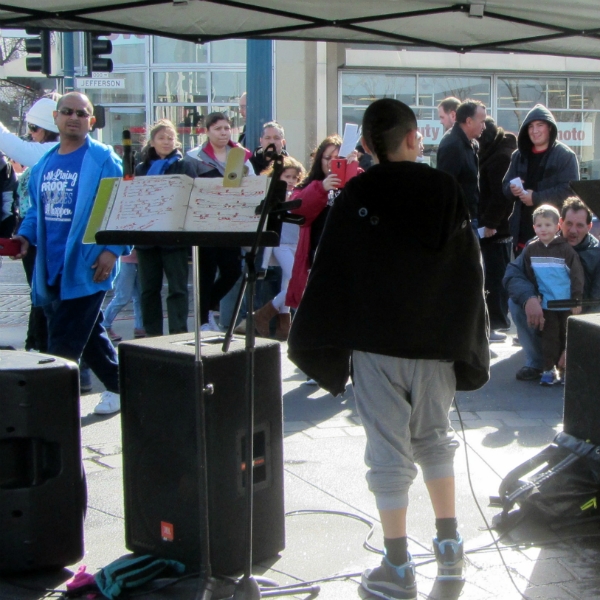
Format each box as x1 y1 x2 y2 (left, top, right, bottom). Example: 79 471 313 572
489 330 507 343
361 555 417 600
433 535 464 580
516 366 542 381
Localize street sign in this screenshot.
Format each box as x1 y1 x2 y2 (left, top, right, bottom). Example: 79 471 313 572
75 78 125 89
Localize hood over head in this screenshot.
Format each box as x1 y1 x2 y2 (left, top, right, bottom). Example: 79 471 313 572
518 104 557 153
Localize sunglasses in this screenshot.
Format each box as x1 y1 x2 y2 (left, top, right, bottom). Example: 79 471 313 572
28 124 40 133
58 107 92 118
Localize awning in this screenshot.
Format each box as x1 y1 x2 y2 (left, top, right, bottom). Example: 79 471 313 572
0 1 600 60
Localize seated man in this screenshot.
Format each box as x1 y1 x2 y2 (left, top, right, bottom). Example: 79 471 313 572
504 197 600 380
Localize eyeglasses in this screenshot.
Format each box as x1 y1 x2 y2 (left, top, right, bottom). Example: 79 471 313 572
27 124 40 133
58 107 92 118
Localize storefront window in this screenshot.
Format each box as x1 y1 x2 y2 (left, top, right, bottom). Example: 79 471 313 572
211 39 246 63
108 34 147 66
341 72 491 152
152 37 208 64
418 76 491 107
98 107 147 157
212 71 245 102
342 73 416 108
498 78 567 110
154 71 209 103
569 80 600 110
83 72 146 104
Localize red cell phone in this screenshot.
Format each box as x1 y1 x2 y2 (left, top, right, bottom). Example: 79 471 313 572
0 238 21 257
330 158 347 188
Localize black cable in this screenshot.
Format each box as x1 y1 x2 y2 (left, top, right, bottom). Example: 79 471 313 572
453 395 530 600
283 475 432 554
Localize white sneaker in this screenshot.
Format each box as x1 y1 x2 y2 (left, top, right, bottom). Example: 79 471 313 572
200 323 213 332
94 391 121 415
303 378 319 386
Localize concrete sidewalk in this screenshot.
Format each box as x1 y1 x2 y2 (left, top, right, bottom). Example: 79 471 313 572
2 258 600 600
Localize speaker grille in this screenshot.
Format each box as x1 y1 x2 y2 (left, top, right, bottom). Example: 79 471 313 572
119 334 285 575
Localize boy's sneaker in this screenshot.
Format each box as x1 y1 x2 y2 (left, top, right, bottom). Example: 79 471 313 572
540 369 559 386
106 327 122 342
361 555 417 600
433 535 464 581
94 391 121 415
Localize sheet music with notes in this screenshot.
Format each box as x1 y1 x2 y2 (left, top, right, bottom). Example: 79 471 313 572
84 174 269 243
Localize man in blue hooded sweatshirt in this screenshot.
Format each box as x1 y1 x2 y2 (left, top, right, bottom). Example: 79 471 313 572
14 92 128 415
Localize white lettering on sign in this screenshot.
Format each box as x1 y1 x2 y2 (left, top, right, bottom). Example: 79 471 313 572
75 78 125 89
556 123 593 147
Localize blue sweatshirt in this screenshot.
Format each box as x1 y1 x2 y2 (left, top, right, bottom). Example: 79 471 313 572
19 137 129 305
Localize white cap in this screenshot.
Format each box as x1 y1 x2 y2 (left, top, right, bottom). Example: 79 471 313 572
25 98 59 133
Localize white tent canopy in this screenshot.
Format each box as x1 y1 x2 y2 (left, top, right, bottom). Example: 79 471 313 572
1 0 600 60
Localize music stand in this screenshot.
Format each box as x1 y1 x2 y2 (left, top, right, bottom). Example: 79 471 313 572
94 161 315 599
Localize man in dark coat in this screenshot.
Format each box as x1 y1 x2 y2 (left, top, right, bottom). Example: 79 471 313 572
478 117 518 331
436 99 486 223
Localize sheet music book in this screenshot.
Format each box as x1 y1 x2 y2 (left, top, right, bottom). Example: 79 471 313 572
84 174 270 244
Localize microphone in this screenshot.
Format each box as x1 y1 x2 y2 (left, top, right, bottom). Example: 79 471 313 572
122 129 134 180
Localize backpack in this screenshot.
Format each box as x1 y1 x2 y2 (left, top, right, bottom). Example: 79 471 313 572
493 431 600 528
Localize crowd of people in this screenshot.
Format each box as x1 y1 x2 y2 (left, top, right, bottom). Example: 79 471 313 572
1 87 598 600
434 95 594 389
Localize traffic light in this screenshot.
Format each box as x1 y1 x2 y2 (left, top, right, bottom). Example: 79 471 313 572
86 33 113 74
24 29 51 75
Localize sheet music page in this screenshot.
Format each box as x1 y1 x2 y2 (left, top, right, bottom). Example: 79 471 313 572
104 175 194 231
184 176 269 232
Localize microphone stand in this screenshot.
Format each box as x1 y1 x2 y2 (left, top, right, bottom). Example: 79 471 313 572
220 148 316 599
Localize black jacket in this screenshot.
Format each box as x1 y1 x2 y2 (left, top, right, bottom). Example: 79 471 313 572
478 130 517 240
501 104 579 243
437 123 480 220
288 161 490 395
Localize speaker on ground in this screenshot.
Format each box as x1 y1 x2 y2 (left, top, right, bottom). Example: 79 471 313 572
0 350 85 572
119 333 285 576
564 314 600 446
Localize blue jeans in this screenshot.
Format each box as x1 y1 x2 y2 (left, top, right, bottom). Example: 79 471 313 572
509 298 543 370
44 290 119 393
103 262 143 330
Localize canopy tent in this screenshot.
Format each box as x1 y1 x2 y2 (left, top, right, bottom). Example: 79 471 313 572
1 0 600 61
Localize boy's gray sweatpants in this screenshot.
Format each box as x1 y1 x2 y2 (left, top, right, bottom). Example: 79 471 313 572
352 351 459 511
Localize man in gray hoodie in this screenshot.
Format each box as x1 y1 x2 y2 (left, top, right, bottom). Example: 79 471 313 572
502 104 579 256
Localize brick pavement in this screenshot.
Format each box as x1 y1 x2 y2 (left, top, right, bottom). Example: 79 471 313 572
3 258 600 599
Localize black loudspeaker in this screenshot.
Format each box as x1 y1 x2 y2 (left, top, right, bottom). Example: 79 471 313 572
0 351 85 572
119 333 285 576
564 314 600 445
